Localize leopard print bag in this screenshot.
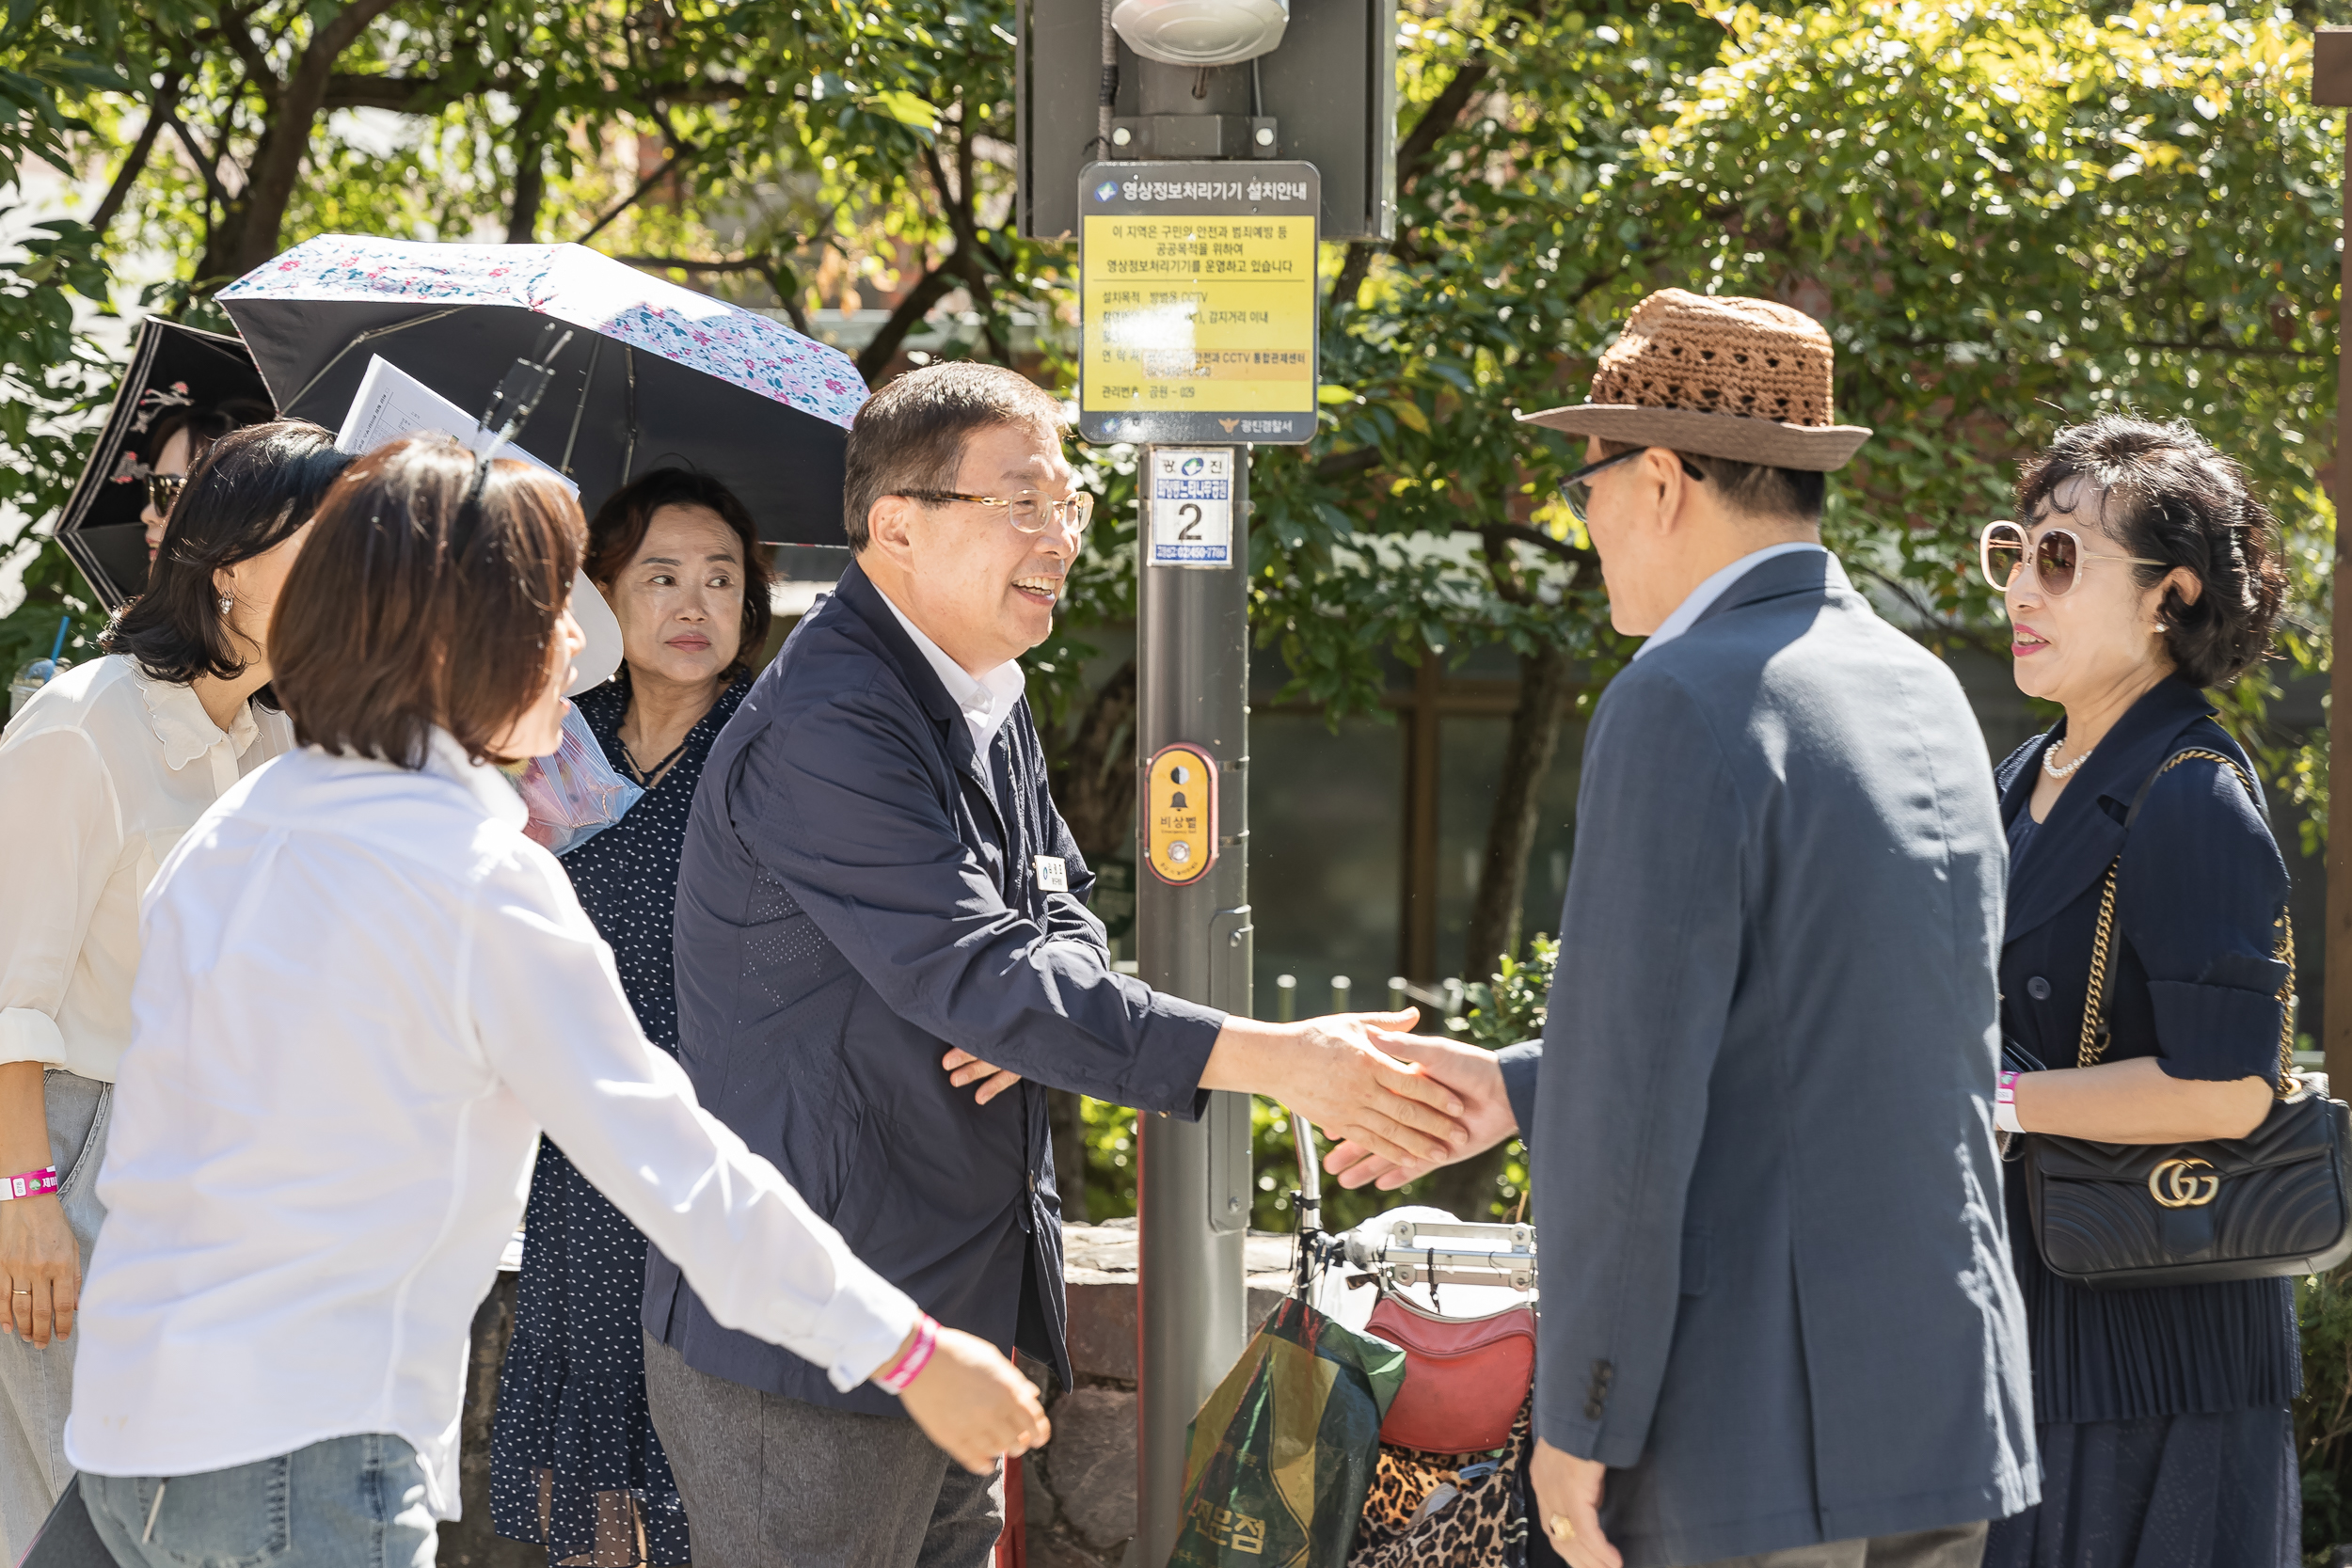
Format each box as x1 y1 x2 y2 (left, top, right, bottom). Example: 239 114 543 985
1345 1398 1532 1568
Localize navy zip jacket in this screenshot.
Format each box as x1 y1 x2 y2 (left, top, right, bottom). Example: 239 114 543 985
645 562 1227 1413
1993 675 2300 1424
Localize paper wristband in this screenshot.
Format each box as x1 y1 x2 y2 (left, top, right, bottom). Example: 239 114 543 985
1994 1071 2024 1136
0 1168 58 1201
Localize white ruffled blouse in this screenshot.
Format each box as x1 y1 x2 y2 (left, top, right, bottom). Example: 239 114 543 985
0 654 293 1082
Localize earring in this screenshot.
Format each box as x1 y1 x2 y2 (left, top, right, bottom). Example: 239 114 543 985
217 592 233 615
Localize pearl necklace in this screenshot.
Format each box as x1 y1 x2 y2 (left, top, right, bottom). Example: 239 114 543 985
2042 739 2091 780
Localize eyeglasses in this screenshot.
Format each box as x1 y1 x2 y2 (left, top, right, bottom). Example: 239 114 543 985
1979 520 2166 597
146 473 185 516
899 489 1095 536
1555 449 1708 524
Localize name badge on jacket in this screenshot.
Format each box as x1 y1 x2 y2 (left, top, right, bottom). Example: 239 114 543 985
1033 855 1070 893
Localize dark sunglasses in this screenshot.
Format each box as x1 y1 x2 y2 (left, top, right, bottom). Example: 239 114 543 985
146 473 185 515
1979 520 2164 597
1556 448 1708 523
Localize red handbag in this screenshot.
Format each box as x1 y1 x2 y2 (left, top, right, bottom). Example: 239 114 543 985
1365 1295 1536 1455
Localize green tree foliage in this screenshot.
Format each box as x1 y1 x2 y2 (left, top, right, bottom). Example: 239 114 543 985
9 0 2348 1276
0 5 124 678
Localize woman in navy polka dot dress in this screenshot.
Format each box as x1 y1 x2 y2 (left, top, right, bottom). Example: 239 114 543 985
490 469 773 1567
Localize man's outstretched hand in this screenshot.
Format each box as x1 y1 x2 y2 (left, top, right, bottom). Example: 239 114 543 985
1200 1010 1470 1167
1321 1029 1519 1190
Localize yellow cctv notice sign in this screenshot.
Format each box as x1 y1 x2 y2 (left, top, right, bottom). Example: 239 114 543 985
1077 160 1319 446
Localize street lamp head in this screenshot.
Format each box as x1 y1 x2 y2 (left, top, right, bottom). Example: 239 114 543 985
1110 0 1289 66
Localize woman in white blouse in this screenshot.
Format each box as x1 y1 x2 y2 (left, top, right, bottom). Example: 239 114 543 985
66 434 1048 1568
0 420 349 1560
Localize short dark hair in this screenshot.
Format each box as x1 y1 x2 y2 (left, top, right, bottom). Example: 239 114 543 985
585 468 772 678
144 396 272 474
2017 416 2287 689
841 363 1064 550
103 420 353 689
270 435 585 768
1596 439 1825 522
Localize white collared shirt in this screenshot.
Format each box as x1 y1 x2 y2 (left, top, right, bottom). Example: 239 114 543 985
0 655 294 1082
1634 541 1828 660
67 731 917 1514
877 590 1026 753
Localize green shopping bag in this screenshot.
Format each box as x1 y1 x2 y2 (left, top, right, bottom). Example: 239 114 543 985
1168 1295 1407 1568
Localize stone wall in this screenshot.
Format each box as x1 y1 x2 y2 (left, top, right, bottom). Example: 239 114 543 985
1020 1220 1299 1568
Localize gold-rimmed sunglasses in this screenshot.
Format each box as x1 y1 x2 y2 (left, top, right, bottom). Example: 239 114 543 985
1979 520 2165 597
899 488 1095 536
146 473 186 516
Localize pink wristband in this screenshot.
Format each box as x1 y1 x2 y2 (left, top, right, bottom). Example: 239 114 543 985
875 1315 939 1396
0 1167 57 1201
1994 1070 2024 1135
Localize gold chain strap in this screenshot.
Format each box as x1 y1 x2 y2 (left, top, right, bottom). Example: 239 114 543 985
2074 748 2296 1093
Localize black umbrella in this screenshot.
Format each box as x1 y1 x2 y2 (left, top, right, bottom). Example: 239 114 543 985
216 235 868 545
54 319 274 609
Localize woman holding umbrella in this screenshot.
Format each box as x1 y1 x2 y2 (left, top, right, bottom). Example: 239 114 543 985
0 420 350 1561
490 467 772 1567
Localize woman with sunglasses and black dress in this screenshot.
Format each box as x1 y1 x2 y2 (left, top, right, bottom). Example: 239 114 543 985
0 420 348 1561
1979 417 2296 1568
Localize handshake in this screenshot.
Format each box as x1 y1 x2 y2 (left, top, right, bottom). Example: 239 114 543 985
942 1013 1520 1182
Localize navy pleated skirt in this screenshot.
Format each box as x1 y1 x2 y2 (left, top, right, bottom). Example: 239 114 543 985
1982 1408 2297 1568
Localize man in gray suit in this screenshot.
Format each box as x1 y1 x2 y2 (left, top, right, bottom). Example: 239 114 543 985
1325 291 2037 1568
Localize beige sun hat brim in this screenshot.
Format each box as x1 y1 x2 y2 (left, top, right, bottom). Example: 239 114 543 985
1515 403 1871 472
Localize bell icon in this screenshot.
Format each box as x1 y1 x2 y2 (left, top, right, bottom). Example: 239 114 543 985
1169 791 1187 809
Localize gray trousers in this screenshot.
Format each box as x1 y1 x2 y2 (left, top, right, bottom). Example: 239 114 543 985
643 1332 1004 1568
1695 1521 1988 1568
0 1071 110 1567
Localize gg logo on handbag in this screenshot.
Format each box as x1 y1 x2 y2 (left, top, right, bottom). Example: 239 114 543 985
2148 1158 2220 1209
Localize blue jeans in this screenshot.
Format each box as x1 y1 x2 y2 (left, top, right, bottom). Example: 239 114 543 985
80 1433 436 1568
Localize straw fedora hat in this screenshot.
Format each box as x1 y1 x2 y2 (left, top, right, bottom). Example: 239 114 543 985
1516 289 1871 471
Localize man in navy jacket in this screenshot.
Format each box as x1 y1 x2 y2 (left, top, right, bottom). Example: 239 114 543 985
646 363 1467 1567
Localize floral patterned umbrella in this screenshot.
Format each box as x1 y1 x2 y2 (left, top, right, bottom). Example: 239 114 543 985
55 318 273 608
218 235 868 546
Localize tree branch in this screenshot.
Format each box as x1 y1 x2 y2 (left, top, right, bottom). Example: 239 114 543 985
164 109 233 207
1464 519 1597 571
305 0 405 72
1853 565 2010 661
576 141 705 245
88 75 181 241
322 71 748 114
608 254 780 274
1327 21 1510 314
1312 446 1383 481
855 263 959 382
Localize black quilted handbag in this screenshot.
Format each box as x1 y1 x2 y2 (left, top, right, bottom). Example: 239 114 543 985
2020 747 2352 1291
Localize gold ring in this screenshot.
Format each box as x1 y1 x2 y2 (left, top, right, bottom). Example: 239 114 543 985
1549 1513 1575 1542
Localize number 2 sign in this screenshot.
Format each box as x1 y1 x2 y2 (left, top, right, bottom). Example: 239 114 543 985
1148 449 1233 569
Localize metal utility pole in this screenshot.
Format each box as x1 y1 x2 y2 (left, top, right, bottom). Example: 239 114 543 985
2313 29 2352 1086
1019 3 1390 1558
1134 448 1254 1564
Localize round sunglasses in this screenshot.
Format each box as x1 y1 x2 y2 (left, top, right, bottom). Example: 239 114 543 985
1979 520 2165 597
